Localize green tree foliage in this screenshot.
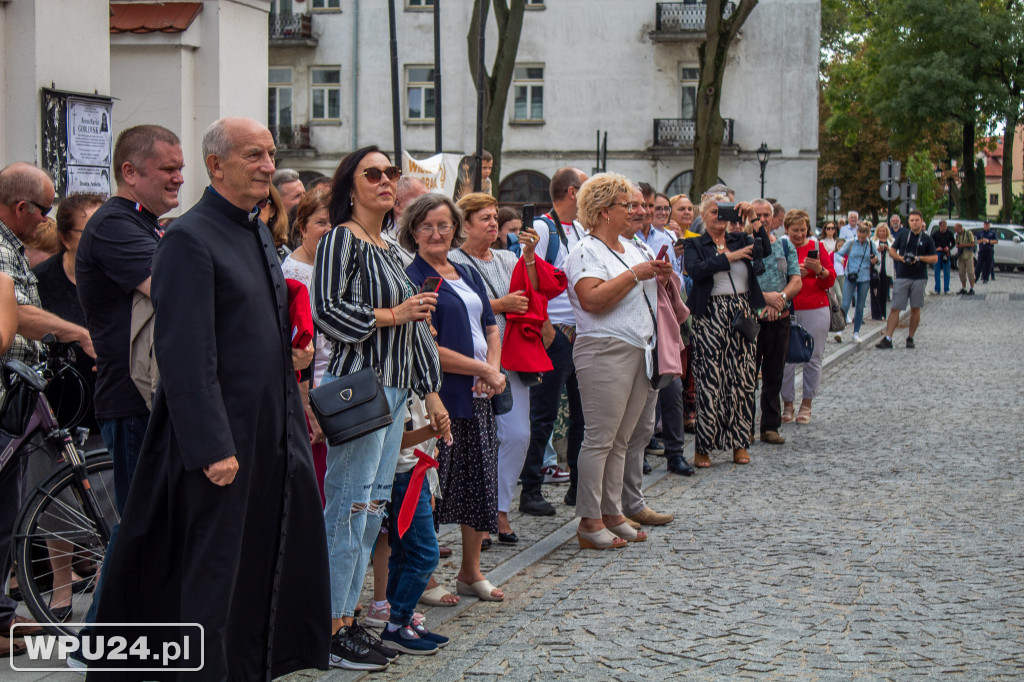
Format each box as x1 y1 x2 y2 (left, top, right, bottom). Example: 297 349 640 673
974 158 988 218
906 150 942 225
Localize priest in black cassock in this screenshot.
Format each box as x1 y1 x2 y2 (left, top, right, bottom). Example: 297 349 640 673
90 117 330 681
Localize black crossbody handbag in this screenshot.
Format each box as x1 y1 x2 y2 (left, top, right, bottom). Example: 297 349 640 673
309 241 394 446
727 269 761 343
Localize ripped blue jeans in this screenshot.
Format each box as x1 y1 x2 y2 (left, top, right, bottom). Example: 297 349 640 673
321 373 409 618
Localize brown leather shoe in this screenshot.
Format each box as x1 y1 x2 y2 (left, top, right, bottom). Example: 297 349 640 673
760 430 786 445
627 507 674 526
625 517 642 530
7 615 45 637
438 545 453 558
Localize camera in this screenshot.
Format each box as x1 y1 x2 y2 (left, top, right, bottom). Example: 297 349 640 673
716 202 741 223
904 254 917 265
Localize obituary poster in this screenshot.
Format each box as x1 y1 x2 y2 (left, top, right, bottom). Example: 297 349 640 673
67 166 111 196
67 96 113 167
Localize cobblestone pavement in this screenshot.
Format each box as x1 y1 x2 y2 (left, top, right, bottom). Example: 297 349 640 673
7 276 1021 680
310 274 1024 680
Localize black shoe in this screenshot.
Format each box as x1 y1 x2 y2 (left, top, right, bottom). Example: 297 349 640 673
519 489 556 516
875 337 893 349
497 532 518 544
642 457 652 475
967 289 975 295
330 627 390 671
905 337 915 349
958 288 967 295
50 604 73 623
666 454 695 476
644 437 665 455
480 537 492 550
348 623 400 662
563 485 577 506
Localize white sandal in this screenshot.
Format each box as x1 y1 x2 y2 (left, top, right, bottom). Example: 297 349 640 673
455 578 504 601
418 585 459 607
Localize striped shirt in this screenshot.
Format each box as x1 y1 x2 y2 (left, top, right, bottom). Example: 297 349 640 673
0 219 42 366
312 225 442 397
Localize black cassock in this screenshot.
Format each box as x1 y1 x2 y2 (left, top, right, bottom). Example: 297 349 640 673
90 188 330 681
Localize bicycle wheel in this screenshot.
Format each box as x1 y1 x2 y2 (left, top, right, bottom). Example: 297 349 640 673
13 450 117 636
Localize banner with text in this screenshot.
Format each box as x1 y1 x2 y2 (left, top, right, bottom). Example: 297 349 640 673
401 152 462 198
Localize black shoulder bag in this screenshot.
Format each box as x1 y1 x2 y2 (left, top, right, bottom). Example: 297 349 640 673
309 238 394 446
727 268 761 344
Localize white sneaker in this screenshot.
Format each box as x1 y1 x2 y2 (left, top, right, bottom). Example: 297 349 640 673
853 332 861 343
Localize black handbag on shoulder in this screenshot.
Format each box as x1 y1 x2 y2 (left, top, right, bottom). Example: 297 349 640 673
727 270 760 344
309 240 394 446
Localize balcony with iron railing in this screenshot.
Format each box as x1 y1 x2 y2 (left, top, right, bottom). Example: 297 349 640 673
270 124 313 152
269 12 317 47
649 2 736 41
653 118 735 149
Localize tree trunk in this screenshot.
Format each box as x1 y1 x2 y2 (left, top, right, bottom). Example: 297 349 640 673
467 0 525 196
691 0 758 197
961 120 980 219
1001 112 1018 222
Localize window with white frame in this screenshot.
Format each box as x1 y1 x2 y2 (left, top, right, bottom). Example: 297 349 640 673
406 66 436 121
680 66 699 120
513 65 544 122
407 0 433 9
269 68 293 134
311 67 341 121
311 0 340 9
525 0 545 7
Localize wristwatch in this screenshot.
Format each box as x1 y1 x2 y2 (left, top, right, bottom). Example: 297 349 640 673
780 292 788 304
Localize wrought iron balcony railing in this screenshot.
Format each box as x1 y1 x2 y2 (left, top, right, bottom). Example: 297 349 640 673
653 118 735 148
270 124 312 151
269 12 316 45
652 2 735 37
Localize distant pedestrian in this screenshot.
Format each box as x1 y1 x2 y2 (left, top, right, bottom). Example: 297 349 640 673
839 211 859 242
932 220 954 294
954 222 976 294
976 220 997 283
870 223 893 319
835 224 875 343
876 210 937 349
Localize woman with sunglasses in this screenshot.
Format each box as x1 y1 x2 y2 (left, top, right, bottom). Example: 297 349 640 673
312 146 445 671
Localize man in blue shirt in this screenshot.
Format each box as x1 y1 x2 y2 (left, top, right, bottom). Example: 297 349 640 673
753 199 802 444
976 220 997 283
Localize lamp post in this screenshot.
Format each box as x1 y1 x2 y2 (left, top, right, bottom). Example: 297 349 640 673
756 142 769 198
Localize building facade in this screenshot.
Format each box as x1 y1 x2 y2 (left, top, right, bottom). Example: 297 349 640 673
268 0 820 212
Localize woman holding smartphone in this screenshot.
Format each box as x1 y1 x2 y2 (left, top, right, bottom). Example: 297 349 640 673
312 146 445 670
871 223 892 320
780 210 836 425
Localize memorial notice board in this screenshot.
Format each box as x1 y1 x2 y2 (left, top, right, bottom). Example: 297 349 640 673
41 88 114 198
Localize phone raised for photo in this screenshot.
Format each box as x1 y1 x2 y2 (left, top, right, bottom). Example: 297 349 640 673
419 277 442 294
716 202 742 223
521 203 536 230
656 244 670 261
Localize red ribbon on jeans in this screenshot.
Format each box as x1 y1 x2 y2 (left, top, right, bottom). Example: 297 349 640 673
397 449 438 538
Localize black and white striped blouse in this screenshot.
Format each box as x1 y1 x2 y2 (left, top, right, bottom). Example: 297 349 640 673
312 225 442 397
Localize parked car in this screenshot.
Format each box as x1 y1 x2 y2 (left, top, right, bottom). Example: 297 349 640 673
928 220 1024 271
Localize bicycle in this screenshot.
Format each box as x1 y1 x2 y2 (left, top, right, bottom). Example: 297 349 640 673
1 335 117 636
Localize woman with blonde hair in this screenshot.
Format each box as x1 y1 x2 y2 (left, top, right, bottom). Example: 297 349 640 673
566 173 672 549
260 183 291 261
871 222 893 320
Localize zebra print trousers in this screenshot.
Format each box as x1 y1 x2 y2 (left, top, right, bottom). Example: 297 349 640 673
691 295 757 454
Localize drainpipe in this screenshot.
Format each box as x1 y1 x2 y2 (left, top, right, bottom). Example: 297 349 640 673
351 0 359 149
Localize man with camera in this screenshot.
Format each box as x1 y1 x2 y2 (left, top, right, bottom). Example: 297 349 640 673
876 210 937 349
931 219 955 294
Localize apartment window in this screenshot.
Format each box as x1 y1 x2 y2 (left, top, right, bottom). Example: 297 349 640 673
513 66 544 122
311 67 341 121
311 0 340 8
269 68 293 133
526 0 545 7
990 193 1000 206
680 67 699 120
270 0 293 14
406 66 436 121
407 0 433 9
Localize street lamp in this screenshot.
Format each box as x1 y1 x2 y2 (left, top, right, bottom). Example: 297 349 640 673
756 142 769 198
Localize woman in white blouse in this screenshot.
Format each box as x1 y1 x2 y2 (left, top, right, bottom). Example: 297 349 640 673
565 173 673 550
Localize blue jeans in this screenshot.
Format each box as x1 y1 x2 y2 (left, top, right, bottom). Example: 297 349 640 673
97 414 148 516
322 375 408 618
841 278 871 334
386 470 438 627
934 259 951 292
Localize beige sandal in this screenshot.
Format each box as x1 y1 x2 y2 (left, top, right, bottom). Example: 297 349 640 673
419 585 459 607
795 405 812 424
782 403 795 423
606 522 647 543
456 578 504 601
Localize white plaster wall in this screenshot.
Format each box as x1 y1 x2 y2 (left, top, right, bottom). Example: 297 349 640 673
1 0 110 167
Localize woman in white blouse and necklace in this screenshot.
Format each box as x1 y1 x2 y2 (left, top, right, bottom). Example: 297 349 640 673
565 173 673 550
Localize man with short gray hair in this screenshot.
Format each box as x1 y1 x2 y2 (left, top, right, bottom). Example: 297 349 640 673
840 211 859 241
273 168 305 213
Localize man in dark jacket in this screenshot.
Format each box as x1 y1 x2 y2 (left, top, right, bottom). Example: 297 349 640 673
91 117 329 680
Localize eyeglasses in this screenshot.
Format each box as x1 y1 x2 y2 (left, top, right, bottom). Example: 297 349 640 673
610 202 637 213
415 224 454 236
653 206 672 213
25 200 52 217
360 166 402 184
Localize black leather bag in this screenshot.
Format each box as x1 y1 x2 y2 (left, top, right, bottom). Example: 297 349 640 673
309 367 394 446
491 368 514 415
308 242 393 446
727 271 760 344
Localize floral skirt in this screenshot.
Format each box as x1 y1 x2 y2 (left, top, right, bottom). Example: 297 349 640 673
435 398 499 532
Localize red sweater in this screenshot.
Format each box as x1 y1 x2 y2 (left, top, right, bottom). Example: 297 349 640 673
792 239 836 311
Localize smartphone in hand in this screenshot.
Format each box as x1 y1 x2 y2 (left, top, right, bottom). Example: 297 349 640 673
806 249 819 261
656 244 670 261
419 277 442 294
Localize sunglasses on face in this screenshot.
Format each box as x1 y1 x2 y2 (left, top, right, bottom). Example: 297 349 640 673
360 166 402 184
26 200 52 217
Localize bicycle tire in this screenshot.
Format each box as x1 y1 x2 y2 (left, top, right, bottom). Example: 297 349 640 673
13 450 117 637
